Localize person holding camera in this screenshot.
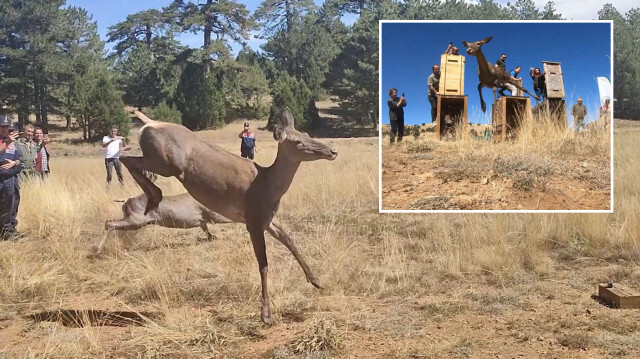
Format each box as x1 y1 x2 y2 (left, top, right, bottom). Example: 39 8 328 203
102 126 128 186
444 42 459 55
387 88 407 144
0 116 23 241
239 122 257 160
529 67 546 104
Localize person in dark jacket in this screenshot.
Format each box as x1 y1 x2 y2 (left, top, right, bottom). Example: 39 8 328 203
0 116 23 240
388 88 407 143
529 67 546 104
239 122 257 160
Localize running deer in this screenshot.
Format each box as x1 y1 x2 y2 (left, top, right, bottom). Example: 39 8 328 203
462 36 540 113
119 108 338 324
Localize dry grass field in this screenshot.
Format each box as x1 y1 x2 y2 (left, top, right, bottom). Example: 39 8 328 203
381 114 611 210
0 112 639 358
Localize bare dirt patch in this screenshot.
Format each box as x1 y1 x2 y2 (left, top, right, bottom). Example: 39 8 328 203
381 123 611 210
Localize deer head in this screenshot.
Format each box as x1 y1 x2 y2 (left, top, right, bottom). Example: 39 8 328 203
273 108 338 162
462 36 493 57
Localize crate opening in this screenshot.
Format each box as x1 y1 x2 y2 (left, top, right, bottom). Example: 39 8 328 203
438 96 466 140
493 96 531 142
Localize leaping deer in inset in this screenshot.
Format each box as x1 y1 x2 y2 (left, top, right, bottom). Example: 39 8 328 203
462 36 540 113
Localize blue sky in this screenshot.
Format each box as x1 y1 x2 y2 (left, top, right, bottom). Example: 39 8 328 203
380 21 612 126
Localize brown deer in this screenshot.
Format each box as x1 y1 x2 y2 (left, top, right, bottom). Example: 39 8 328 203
462 36 540 112
119 108 337 324
93 192 234 254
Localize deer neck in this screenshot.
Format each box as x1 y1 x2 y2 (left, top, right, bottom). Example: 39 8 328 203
264 145 302 200
475 49 493 79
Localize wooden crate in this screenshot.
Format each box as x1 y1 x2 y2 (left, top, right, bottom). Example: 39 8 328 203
439 54 465 96
598 283 640 309
492 96 531 142
532 98 567 128
436 95 468 140
542 61 565 99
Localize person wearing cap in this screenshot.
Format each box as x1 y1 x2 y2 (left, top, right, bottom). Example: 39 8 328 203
0 116 23 240
238 122 257 160
102 126 128 186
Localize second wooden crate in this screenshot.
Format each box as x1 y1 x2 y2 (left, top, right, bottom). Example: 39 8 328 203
439 54 465 96
492 96 531 142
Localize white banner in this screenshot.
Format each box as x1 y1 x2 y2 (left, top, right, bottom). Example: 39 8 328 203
596 77 612 106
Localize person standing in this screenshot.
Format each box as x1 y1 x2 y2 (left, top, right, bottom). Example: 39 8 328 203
387 88 407 144
427 64 440 124
102 126 126 185
529 67 546 104
33 127 51 178
571 98 588 132
0 117 23 241
16 124 37 177
495 53 507 71
239 122 257 160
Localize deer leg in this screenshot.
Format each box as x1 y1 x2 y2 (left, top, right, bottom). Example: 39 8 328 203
478 83 486 113
120 156 163 215
247 223 272 325
200 221 216 241
94 228 115 255
510 81 541 100
267 220 321 289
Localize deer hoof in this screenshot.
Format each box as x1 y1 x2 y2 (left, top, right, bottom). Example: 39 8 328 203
481 102 487 113
307 275 323 290
261 306 273 325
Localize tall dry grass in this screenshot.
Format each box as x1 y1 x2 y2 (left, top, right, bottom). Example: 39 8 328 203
0 119 636 357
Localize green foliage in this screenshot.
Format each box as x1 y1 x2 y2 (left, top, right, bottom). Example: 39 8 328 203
106 9 173 55
268 72 318 130
328 0 399 127
149 101 183 124
262 11 340 99
255 0 316 35
412 124 421 139
599 4 640 119
174 61 226 130
71 65 129 141
236 48 270 121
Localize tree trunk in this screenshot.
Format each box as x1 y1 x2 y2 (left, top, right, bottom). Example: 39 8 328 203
66 114 72 131
41 83 48 134
34 77 41 124
203 0 213 75
82 116 87 141
145 24 152 49
285 0 291 33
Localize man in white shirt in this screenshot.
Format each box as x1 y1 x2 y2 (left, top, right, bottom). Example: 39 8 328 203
102 126 128 186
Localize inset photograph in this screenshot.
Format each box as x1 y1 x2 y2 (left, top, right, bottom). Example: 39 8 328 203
380 21 612 212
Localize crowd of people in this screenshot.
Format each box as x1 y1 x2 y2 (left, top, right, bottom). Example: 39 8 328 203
0 117 50 240
387 43 609 141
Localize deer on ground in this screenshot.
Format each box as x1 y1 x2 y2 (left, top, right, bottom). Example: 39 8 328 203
462 36 540 113
93 192 234 254
119 108 338 324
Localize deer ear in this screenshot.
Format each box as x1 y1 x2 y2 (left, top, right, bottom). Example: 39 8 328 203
462 40 469 48
281 107 295 129
481 36 493 44
273 125 287 142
